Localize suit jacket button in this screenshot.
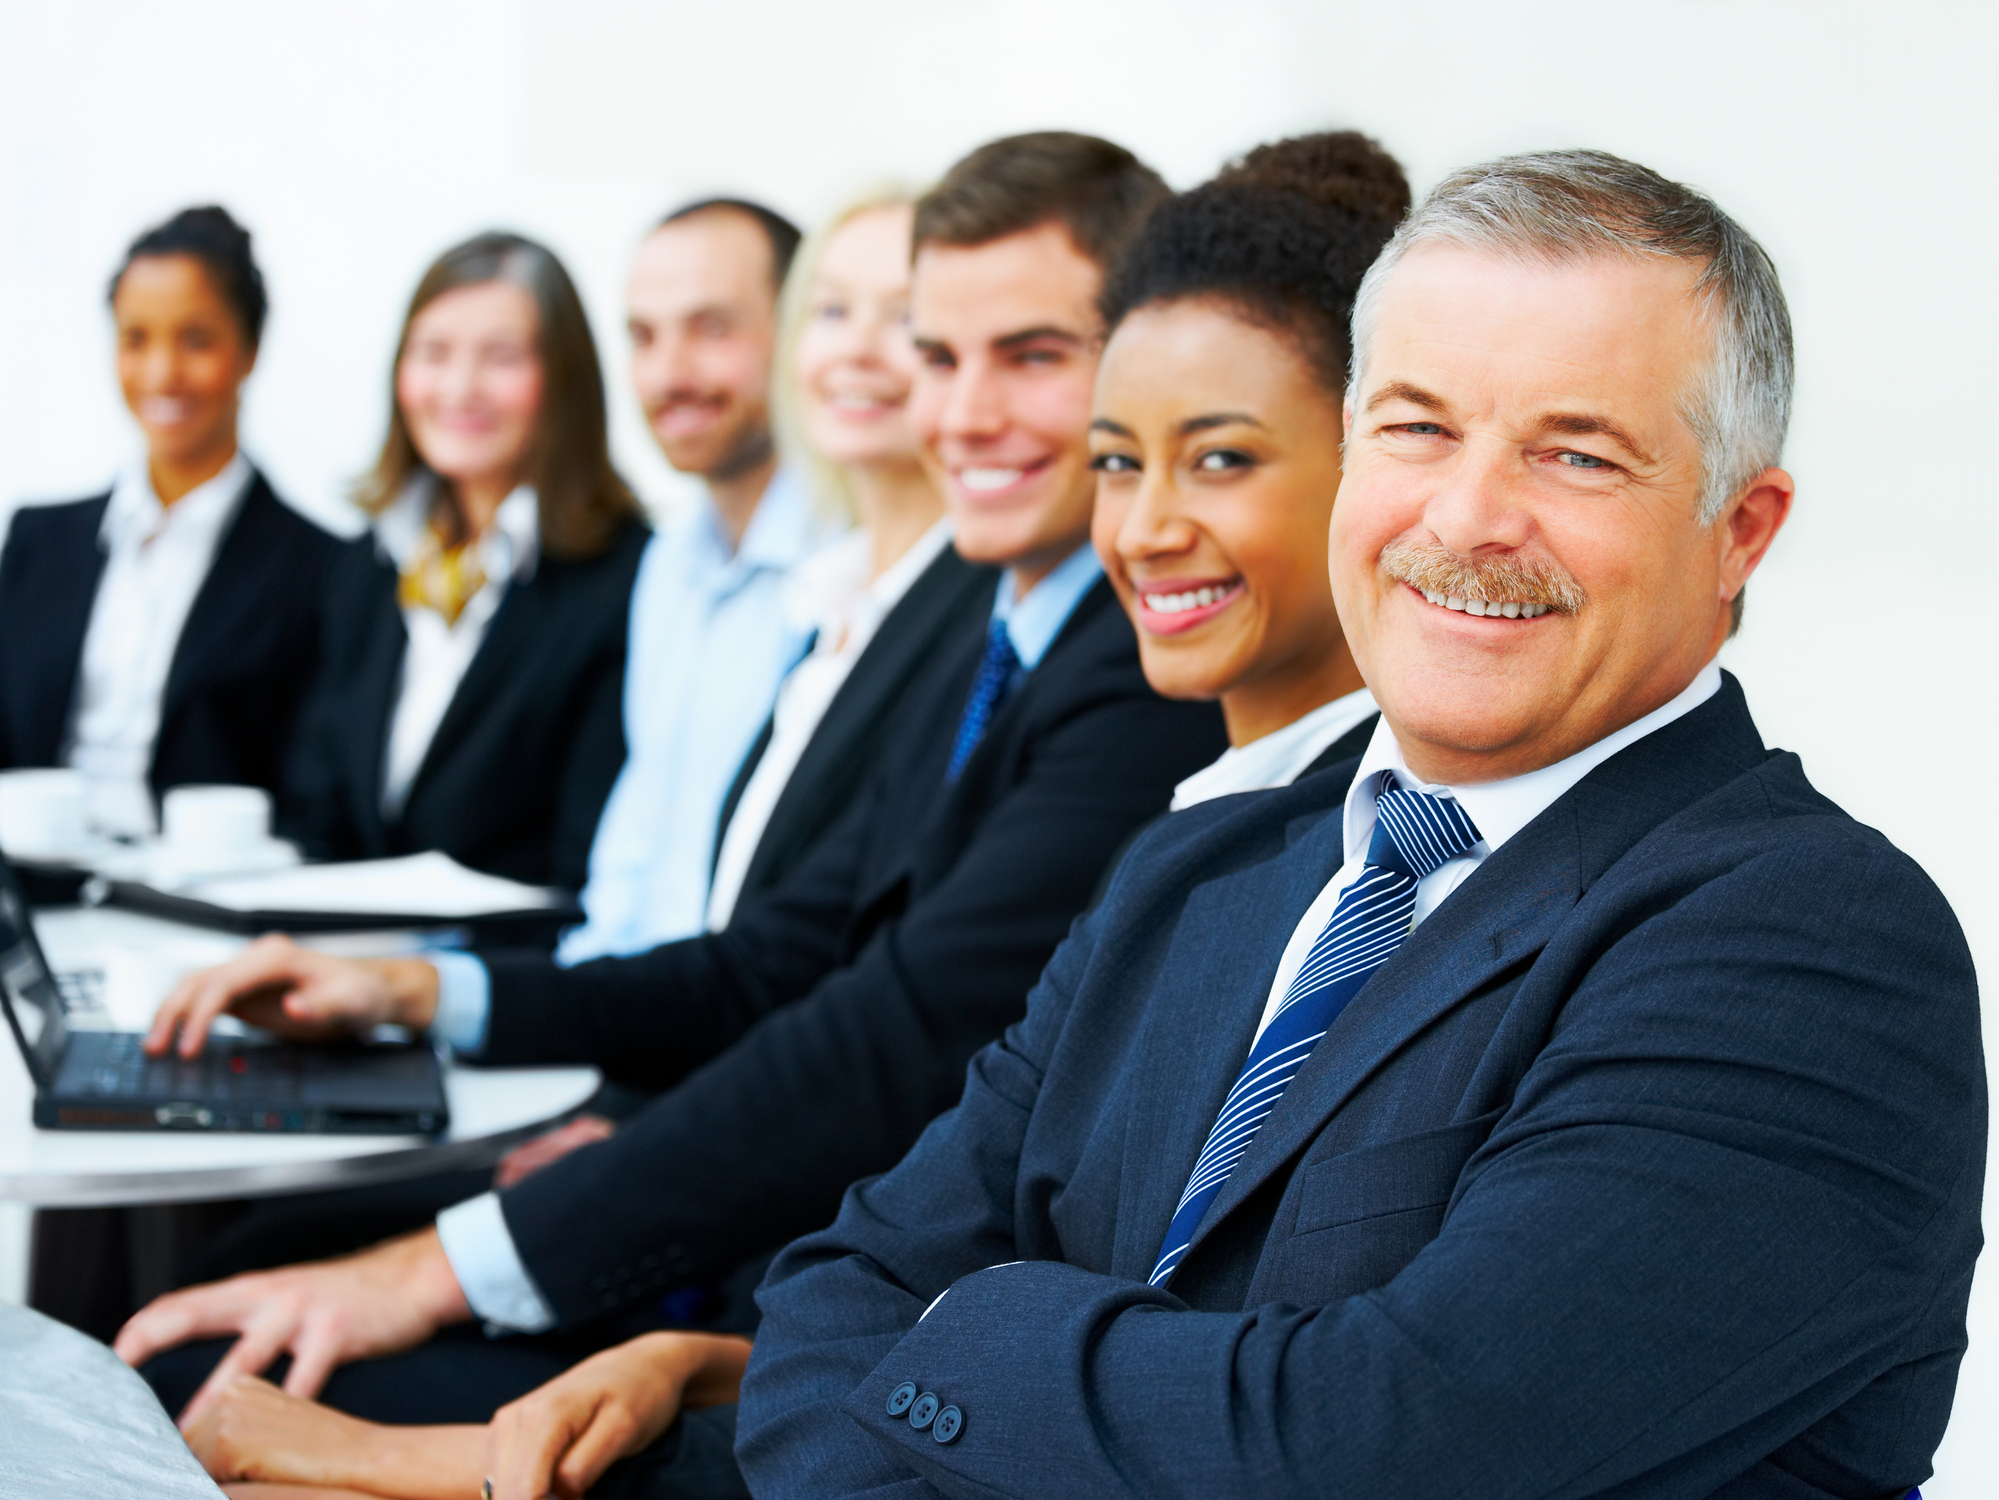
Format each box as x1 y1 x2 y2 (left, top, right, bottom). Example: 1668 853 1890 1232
932 1405 963 1444
886 1381 918 1417
908 1392 940 1430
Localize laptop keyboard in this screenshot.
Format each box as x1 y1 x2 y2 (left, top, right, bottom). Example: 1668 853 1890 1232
71 1031 304 1101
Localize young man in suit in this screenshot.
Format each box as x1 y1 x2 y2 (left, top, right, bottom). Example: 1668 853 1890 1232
736 152 1985 1498
121 135 1230 1453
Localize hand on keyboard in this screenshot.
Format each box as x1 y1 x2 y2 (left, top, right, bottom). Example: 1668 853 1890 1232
144 934 443 1058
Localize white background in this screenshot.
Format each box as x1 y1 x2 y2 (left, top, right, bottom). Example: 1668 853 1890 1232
2 0 1995 1485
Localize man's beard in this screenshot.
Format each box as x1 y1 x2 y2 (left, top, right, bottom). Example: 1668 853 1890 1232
1379 534 1585 615
708 423 774 485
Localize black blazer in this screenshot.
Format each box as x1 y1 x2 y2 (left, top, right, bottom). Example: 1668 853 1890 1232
712 543 996 909
739 674 1985 1499
280 515 648 890
0 471 337 803
477 578 1231 1321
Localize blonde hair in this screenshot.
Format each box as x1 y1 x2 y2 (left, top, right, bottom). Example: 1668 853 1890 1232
772 184 925 525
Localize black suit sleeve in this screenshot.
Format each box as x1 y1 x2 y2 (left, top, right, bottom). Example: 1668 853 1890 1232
491 674 1221 1324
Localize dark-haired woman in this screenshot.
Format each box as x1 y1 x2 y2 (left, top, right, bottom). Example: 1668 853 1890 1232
0 206 337 836
1088 129 1410 805
157 132 1414 1500
282 232 647 890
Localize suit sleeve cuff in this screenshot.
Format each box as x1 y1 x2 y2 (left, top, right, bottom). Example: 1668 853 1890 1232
428 951 492 1056
434 1191 557 1334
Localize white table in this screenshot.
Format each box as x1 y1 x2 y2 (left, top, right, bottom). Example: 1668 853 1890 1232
0 906 599 1208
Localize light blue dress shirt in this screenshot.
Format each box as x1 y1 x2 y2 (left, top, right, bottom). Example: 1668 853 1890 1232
434 542 1105 1333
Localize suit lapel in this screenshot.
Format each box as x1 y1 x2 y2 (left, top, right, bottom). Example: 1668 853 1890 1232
1184 802 1583 1254
404 568 547 808
1113 806 1351 1280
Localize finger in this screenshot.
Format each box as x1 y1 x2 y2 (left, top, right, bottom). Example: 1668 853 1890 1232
183 1328 290 1430
145 972 202 1055
172 945 303 1057
280 1327 342 1402
114 1282 255 1368
554 1405 641 1497
492 1395 592 1500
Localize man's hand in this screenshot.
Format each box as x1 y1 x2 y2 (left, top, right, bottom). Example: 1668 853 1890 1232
494 1115 617 1189
112 1228 472 1427
485 1331 753 1499
145 934 442 1058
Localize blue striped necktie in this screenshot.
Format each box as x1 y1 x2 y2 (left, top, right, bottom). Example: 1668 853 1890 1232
945 620 1022 783
1150 776 1482 1286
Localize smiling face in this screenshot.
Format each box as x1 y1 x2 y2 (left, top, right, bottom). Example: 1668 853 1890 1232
910 221 1104 588
395 279 544 497
113 254 257 480
1333 243 1792 783
1091 299 1360 745
626 210 778 480
794 204 920 469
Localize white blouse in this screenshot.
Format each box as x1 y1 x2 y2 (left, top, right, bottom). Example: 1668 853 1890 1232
373 480 539 819
1169 685 1380 811
67 452 253 837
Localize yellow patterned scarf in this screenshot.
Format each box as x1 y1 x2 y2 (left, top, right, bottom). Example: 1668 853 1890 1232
397 523 487 626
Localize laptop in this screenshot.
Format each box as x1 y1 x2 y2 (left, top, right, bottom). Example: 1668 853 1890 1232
0 853 449 1135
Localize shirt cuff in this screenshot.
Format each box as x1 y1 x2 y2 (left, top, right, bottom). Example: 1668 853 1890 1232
428 951 492 1056
434 1191 557 1335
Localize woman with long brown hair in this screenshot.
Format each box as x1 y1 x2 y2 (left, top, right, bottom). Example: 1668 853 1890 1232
282 231 647 889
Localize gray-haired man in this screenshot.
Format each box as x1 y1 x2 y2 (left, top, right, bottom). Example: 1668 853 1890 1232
737 151 1983 1499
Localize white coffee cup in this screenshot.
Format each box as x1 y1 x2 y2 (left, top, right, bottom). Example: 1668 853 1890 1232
0 769 91 858
161 785 273 860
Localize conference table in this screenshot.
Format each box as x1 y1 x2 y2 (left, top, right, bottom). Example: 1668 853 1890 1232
0 904 600 1208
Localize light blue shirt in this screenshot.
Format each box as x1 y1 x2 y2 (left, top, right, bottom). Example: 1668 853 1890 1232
434 540 1105 1332
560 467 836 963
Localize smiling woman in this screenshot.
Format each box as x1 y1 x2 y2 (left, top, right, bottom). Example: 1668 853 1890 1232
1088 133 1409 800
278 232 649 890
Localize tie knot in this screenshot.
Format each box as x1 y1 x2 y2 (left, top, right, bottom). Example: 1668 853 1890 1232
1367 780 1482 881
983 619 1021 674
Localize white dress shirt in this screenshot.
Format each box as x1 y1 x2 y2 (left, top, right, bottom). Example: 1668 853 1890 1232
705 516 954 930
1169 686 1379 811
67 452 253 837
372 481 540 819
1252 662 1722 1045
556 467 842 963
434 540 1104 1335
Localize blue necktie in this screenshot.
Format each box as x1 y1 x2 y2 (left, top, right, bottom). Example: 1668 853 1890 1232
1150 776 1482 1286
945 620 1022 783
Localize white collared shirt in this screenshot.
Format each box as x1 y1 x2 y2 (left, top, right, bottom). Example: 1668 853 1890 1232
1170 686 1379 811
374 479 540 819
1251 662 1723 1045
706 516 955 931
67 451 253 836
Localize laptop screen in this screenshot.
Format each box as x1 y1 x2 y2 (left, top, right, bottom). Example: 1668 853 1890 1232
0 856 67 1088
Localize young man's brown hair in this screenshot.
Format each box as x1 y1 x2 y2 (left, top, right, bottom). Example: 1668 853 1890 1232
913 131 1170 272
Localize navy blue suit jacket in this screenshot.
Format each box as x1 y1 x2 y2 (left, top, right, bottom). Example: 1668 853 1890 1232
0 473 336 804
739 675 1985 1499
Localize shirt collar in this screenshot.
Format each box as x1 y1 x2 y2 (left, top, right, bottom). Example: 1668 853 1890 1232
722 464 840 576
374 474 540 582
993 543 1104 670
102 450 252 551
1341 660 1724 865
1171 685 1378 811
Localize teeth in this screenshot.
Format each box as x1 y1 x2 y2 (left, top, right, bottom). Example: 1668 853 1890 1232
959 467 1023 492
1419 588 1548 619
1143 584 1234 614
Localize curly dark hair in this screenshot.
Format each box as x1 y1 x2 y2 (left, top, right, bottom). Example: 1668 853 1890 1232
1099 131 1410 394
109 205 268 347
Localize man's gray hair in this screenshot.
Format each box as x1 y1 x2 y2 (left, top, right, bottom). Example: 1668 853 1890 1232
1350 149 1792 523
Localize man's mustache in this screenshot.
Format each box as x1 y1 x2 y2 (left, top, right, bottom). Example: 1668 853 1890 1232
1380 534 1585 615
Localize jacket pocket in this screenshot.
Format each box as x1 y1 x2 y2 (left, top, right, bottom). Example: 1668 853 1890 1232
1293 1108 1502 1236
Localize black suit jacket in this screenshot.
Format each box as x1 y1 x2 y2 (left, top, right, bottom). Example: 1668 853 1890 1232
0 471 336 803
739 675 1985 1499
713 544 996 910
476 577 1231 1321
280 516 647 889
